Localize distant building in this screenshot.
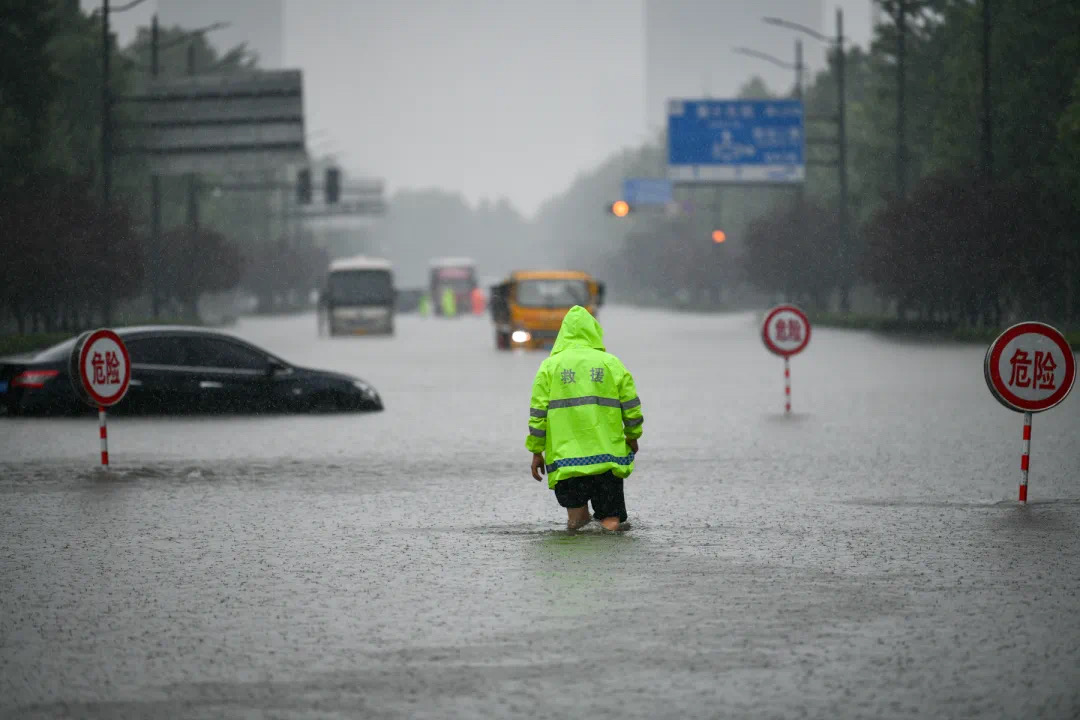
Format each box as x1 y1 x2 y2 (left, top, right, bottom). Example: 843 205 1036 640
158 0 284 68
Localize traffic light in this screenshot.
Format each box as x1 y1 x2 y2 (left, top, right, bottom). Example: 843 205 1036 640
325 167 341 204
712 229 727 243
297 168 312 205
609 200 630 217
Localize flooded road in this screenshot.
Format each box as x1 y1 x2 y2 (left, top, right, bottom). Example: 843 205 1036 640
2 308 1079 718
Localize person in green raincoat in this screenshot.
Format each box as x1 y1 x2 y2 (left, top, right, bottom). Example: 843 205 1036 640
440 287 457 317
418 292 432 318
526 305 644 531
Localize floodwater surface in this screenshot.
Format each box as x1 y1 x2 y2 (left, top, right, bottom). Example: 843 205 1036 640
2 308 1078 718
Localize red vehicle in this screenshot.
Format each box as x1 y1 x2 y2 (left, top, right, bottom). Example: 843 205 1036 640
429 257 477 317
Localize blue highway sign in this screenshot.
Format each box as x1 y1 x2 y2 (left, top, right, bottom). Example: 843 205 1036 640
667 99 805 184
622 178 674 206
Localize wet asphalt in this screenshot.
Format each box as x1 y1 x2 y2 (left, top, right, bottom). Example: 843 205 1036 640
2 308 1079 719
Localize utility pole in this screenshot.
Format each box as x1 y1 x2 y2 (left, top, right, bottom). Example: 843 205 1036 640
709 186 724 306
101 0 112 210
836 8 850 312
101 0 113 324
186 42 200 321
981 0 993 179
759 12 850 310
896 0 907 198
185 42 200 231
142 17 229 317
794 38 804 101
794 38 806 218
149 13 161 318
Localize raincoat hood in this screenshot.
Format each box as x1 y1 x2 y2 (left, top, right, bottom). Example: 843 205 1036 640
550 305 605 354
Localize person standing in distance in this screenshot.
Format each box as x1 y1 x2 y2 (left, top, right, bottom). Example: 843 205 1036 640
440 286 457 318
526 305 643 531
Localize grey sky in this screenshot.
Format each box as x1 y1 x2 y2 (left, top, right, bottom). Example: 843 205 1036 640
285 0 646 217
90 0 874 216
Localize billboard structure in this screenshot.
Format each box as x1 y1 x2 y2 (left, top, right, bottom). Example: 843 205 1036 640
118 70 305 175
667 98 805 185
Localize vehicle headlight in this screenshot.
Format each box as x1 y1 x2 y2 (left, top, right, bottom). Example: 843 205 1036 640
511 330 531 343
352 379 378 398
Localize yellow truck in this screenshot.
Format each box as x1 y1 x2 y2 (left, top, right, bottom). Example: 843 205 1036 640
489 270 605 350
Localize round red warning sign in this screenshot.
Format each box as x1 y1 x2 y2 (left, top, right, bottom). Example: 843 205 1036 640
762 305 811 357
75 329 131 407
984 322 1075 413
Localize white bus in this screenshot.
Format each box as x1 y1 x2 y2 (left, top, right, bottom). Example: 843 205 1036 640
320 256 395 336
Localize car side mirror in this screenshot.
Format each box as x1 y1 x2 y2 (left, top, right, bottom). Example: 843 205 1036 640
267 359 290 377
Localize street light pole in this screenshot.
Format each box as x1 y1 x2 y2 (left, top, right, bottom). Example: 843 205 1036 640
836 8 850 311
100 0 153 325
149 14 161 318
101 0 111 211
731 44 801 95
981 0 992 179
100 0 154 323
731 41 807 210
795 38 804 101
101 0 113 324
185 41 200 236
186 41 200 321
896 0 907 198
795 37 806 211
763 11 850 311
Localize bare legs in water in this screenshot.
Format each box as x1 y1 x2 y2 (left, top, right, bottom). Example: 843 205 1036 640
566 507 623 532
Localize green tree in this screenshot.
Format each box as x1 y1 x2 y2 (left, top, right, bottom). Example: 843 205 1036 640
743 201 842 310
0 1 60 188
2 172 142 332
158 226 242 320
737 75 774 99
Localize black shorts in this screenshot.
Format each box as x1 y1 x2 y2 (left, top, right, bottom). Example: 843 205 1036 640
553 471 627 522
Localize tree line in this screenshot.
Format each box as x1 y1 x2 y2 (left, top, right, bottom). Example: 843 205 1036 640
18 1 1070 331
2 2 323 334
289 0 1080 330
740 0 1079 328
524 0 1080 327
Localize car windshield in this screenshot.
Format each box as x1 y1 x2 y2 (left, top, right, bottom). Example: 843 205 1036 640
432 267 476 291
329 270 394 305
515 279 589 308
33 337 79 361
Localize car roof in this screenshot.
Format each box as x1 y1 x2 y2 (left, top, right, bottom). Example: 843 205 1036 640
329 255 393 272
116 325 239 338
18 326 280 364
429 257 475 268
510 270 592 281
116 326 289 362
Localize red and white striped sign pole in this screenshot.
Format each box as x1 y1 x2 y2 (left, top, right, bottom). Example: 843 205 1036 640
1019 412 1032 503
99 406 109 466
762 305 810 414
984 322 1075 504
784 357 791 414
69 329 130 468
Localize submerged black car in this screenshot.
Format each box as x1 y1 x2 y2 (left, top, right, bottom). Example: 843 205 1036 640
0 327 383 416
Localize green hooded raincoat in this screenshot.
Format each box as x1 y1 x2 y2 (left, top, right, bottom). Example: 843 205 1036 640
525 306 644 489
440 287 457 317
